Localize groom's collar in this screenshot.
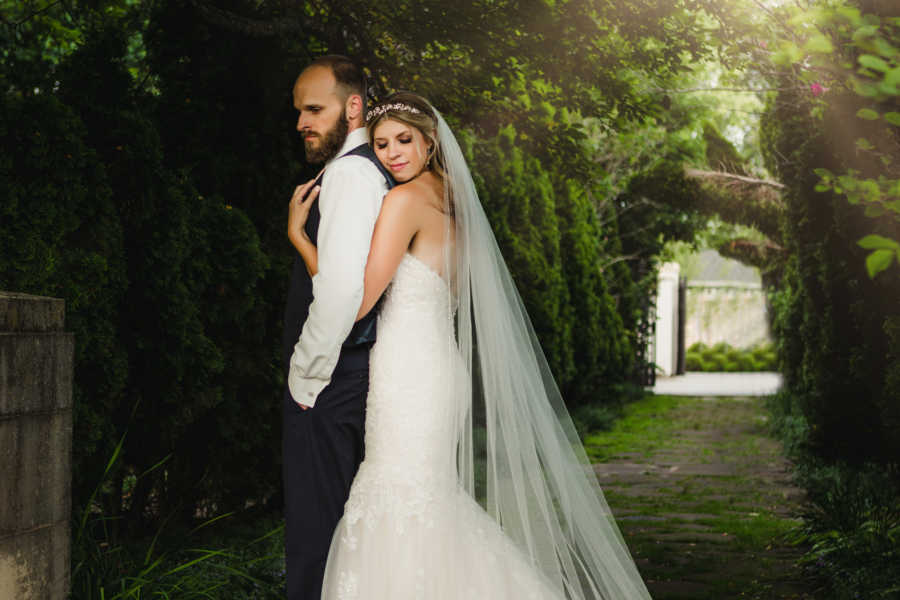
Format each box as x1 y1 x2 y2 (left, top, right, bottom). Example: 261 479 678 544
327 127 369 166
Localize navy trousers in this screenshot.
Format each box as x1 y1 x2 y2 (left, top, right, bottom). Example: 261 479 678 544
282 349 369 600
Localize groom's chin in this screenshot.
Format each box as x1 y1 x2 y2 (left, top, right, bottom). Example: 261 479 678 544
304 145 328 165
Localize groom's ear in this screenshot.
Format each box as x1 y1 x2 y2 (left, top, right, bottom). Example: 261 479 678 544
345 93 364 124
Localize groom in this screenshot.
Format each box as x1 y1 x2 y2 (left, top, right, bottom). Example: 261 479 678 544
281 55 394 600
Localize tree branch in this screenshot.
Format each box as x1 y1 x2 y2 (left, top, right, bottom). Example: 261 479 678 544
685 168 786 190
188 0 309 37
2 0 63 29
598 253 642 271
654 85 808 94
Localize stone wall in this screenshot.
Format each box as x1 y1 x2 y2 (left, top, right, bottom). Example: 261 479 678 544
684 281 772 349
0 292 73 599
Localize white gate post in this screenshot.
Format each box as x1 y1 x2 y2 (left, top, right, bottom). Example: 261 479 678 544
655 262 680 377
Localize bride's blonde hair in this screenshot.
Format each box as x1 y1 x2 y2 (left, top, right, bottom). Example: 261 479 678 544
366 91 447 181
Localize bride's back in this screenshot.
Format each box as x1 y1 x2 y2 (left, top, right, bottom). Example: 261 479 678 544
401 170 455 279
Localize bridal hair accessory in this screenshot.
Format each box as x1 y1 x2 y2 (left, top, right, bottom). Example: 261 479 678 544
366 103 422 121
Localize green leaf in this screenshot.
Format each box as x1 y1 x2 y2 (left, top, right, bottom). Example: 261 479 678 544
858 234 900 250
879 80 900 96
859 54 891 72
853 25 880 42
853 80 880 97
885 67 900 89
838 175 859 191
857 108 880 120
855 138 875 151
860 179 882 200
773 41 802 66
887 180 900 196
837 6 862 26
873 38 898 60
865 248 896 278
885 112 900 126
804 34 833 54
865 204 886 217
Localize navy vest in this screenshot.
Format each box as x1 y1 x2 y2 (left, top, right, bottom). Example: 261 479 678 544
281 143 396 373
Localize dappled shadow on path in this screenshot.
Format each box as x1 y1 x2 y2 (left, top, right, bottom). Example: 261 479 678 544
592 396 816 600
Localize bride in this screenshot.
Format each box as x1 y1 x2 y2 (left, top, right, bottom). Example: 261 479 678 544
291 91 651 599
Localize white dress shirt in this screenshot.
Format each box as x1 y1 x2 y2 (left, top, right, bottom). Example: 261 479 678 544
287 127 388 407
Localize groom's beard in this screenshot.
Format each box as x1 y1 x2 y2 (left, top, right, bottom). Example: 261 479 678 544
304 109 349 164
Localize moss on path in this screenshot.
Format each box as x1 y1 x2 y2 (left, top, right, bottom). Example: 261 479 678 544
588 395 815 599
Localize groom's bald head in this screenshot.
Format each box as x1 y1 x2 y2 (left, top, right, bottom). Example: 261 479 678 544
299 55 366 106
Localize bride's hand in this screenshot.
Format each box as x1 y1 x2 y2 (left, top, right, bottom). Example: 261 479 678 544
288 179 322 276
288 179 321 246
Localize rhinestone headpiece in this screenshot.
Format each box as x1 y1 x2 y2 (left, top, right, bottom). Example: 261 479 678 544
366 103 421 122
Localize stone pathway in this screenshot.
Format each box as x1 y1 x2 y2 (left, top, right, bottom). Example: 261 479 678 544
588 395 815 599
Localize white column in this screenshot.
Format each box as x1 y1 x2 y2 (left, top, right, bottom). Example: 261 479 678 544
655 262 680 377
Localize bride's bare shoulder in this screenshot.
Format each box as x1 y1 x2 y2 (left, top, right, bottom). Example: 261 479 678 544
382 174 442 215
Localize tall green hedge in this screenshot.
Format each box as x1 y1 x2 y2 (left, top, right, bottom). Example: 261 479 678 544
762 86 900 463
556 177 632 400
469 125 632 405
2 30 272 525
0 91 129 491
469 125 576 391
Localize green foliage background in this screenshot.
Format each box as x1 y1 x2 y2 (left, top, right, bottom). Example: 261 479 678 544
1 0 724 532
5 0 900 596
753 3 900 465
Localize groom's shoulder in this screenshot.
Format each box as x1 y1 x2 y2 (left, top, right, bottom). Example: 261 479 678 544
325 152 384 187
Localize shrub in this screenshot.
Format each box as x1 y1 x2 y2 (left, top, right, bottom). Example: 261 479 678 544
793 461 900 600
71 435 286 600
767 393 900 599
685 342 777 372
571 403 622 438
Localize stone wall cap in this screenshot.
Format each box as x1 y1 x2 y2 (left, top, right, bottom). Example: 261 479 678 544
0 291 66 332
686 280 763 290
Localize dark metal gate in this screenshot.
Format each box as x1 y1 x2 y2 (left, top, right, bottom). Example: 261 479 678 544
676 276 687 375
633 293 657 387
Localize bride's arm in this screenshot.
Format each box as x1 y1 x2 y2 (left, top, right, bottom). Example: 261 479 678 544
355 187 420 319
289 183 419 317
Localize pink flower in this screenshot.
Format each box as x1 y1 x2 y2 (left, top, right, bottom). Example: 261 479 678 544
810 82 825 96
758 40 768 49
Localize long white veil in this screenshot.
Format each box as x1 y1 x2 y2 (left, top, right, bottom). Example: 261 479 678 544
437 109 652 600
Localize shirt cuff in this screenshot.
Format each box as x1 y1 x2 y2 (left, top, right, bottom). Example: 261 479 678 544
287 368 331 408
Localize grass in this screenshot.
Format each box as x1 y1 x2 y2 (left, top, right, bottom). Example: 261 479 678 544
582 394 686 462
70 430 286 599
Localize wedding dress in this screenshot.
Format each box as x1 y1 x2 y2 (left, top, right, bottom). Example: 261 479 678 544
321 107 651 600
320 252 563 599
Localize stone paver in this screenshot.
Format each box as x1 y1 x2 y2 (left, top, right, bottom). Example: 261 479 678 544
650 372 783 397
593 395 814 600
